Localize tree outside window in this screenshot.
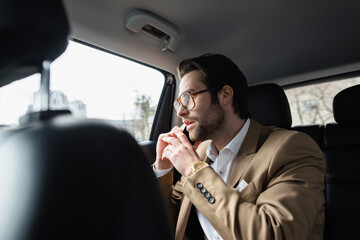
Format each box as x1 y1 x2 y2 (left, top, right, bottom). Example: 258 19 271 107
285 77 360 126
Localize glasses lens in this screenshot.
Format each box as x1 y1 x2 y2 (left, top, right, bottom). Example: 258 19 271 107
181 92 194 110
174 92 195 111
174 100 180 110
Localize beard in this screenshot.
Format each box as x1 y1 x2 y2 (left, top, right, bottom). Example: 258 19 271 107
189 101 225 142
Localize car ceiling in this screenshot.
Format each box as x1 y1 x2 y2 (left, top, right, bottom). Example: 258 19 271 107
63 0 360 86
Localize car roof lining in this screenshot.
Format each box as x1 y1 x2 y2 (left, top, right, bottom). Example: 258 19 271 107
63 0 360 86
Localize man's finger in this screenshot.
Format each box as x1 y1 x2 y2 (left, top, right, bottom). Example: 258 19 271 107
162 136 181 147
170 126 181 135
159 131 175 141
162 145 174 161
173 130 192 148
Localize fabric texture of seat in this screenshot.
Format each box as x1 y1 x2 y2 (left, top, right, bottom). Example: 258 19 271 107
0 117 173 240
323 84 360 240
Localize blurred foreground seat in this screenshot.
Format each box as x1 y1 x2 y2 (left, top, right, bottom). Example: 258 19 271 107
0 0 69 86
0 118 172 240
0 0 172 239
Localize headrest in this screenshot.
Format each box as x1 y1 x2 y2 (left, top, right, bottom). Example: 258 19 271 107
0 0 70 87
333 84 360 124
248 83 292 128
0 118 172 239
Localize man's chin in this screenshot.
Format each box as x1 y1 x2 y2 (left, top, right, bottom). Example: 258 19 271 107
189 131 199 142
189 133 195 142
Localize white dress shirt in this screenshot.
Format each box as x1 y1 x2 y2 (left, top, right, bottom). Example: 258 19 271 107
153 118 250 240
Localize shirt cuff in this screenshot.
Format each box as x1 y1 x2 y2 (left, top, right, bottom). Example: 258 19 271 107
152 165 173 178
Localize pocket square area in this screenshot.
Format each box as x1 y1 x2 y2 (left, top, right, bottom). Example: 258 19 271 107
236 179 248 192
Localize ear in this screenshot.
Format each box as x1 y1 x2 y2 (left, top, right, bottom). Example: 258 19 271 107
219 85 233 105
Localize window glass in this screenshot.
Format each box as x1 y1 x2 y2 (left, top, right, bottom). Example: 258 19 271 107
285 77 360 126
0 76 40 126
0 41 165 141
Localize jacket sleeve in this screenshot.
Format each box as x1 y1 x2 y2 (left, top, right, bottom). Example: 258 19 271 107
156 140 212 227
182 131 325 240
157 169 185 227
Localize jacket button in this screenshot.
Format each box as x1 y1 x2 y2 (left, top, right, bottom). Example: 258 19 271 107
204 192 211 199
208 196 215 204
200 187 207 194
196 183 203 189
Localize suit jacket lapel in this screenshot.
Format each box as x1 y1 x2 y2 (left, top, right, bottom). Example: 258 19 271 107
175 120 264 239
228 119 262 187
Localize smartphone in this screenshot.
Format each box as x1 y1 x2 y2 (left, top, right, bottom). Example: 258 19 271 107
181 124 195 146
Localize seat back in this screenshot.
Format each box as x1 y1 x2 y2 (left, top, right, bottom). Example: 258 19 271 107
292 124 324 150
0 1 172 239
247 83 324 149
0 118 172 240
323 84 360 240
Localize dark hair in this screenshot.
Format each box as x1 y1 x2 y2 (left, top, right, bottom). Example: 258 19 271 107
177 53 250 119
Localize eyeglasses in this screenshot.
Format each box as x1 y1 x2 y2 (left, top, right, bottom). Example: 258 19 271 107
174 88 211 111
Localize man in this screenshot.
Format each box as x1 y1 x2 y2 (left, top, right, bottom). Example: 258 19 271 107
153 54 325 240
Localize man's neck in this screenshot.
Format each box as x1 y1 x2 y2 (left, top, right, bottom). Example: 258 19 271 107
212 116 246 152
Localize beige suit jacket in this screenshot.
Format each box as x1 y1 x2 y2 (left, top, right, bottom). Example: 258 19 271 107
158 119 325 240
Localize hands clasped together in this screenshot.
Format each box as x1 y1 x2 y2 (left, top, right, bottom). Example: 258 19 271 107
155 126 201 177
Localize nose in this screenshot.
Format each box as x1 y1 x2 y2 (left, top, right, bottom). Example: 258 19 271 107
177 104 189 118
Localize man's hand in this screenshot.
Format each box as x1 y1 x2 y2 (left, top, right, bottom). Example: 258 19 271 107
154 127 179 170
161 127 201 177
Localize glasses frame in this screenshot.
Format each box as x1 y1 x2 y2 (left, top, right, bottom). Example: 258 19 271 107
174 88 211 111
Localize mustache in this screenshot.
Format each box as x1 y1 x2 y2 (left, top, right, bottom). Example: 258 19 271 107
183 118 198 122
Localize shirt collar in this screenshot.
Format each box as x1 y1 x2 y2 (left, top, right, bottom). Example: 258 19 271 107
206 118 250 161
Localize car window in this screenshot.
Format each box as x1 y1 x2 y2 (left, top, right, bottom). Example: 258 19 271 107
0 76 40 126
0 41 165 141
285 77 360 126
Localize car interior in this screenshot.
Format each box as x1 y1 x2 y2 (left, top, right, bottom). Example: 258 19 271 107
1 0 360 239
